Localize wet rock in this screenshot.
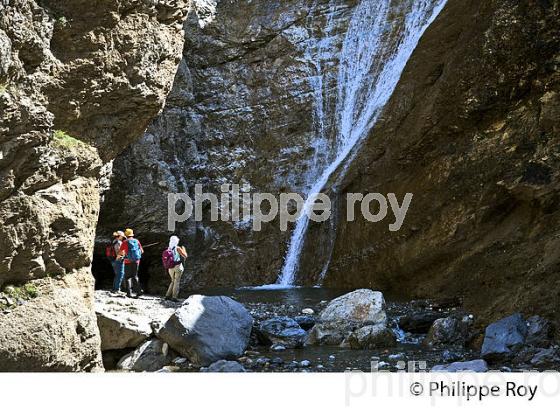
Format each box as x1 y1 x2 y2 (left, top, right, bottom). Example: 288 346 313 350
424 316 473 347
525 316 554 348
258 317 307 348
481 313 527 362
203 360 246 373
271 357 284 366
302 308 315 315
530 347 560 368
255 357 271 367
117 339 172 372
299 360 311 368
271 344 287 352
158 295 253 366
345 325 397 349
432 359 488 373
294 315 316 331
307 289 387 346
398 312 447 333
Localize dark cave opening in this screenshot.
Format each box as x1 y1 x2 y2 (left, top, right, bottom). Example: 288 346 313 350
92 243 167 295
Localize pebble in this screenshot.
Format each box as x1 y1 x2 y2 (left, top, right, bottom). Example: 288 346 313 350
172 357 187 365
255 358 271 366
271 357 284 365
388 353 406 360
271 344 286 352
328 355 336 361
301 308 314 315
299 360 311 368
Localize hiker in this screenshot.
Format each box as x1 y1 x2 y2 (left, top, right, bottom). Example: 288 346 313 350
162 235 188 301
118 228 144 298
107 230 125 293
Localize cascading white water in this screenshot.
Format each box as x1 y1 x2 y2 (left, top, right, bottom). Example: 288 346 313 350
276 0 448 287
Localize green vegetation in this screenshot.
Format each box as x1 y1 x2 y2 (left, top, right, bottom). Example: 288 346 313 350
55 16 68 28
0 283 39 309
52 129 84 149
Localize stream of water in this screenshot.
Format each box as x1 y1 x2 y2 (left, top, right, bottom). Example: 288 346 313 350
276 0 448 287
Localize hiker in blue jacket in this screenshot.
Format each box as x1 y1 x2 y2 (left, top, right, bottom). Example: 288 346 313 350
118 228 144 298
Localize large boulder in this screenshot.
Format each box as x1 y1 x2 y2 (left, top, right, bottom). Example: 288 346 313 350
117 339 172 372
481 313 527 362
258 317 307 348
307 289 387 346
432 359 488 373
424 316 473 347
344 324 397 349
158 295 253 366
95 291 179 351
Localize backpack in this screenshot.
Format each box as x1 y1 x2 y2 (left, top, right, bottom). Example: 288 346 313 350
125 238 142 262
105 241 117 260
162 248 179 269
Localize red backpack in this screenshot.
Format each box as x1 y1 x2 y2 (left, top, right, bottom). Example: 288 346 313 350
105 241 117 260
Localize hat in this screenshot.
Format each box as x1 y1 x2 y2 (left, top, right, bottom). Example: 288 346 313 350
112 231 119 237
124 228 134 237
116 230 125 237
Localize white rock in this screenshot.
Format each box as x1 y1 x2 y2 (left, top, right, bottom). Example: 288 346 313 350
95 291 179 350
307 289 387 345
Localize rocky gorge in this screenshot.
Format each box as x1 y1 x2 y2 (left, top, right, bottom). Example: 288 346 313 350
1 0 559 372
95 288 560 372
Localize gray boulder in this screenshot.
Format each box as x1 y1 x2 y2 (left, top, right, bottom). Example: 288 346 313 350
307 289 387 346
158 295 253 366
117 339 172 372
481 313 527 362
432 359 488 373
424 316 473 347
345 324 397 349
202 360 246 373
258 317 307 348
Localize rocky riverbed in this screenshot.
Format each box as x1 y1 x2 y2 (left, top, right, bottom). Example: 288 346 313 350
95 288 559 373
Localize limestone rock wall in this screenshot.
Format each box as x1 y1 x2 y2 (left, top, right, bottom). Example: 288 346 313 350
0 0 188 371
324 0 560 324
98 0 357 288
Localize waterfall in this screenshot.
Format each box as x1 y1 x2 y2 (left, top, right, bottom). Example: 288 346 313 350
276 0 448 287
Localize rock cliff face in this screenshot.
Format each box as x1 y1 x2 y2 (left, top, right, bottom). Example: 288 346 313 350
98 0 559 327
323 0 560 324
98 0 357 289
0 0 188 371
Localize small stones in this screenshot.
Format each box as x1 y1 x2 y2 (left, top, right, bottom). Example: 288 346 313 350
302 308 314 315
271 343 286 352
